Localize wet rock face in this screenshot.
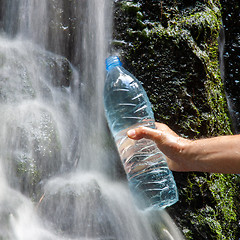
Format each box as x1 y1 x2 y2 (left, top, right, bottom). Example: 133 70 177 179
113 0 231 139
38 179 116 238
113 0 240 239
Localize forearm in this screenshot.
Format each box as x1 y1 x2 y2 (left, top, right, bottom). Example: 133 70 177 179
127 124 240 174
185 135 240 173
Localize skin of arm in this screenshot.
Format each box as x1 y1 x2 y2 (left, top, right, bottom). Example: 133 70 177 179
127 123 240 174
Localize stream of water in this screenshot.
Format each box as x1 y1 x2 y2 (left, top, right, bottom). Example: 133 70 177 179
0 1 184 239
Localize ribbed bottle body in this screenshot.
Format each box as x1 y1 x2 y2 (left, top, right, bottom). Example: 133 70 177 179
104 57 178 209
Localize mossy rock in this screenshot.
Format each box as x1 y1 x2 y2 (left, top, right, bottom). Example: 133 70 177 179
113 0 240 239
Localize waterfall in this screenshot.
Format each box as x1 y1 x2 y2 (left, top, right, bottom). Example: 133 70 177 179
0 1 184 239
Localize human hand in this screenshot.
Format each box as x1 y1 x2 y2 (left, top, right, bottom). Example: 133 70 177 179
127 123 193 172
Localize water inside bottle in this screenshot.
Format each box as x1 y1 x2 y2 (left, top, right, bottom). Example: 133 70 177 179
115 127 179 209
104 67 154 136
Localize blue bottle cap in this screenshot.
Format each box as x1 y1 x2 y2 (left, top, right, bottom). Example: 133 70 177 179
106 56 122 72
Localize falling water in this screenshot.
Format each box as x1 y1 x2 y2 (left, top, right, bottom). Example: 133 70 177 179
218 24 235 131
0 1 184 239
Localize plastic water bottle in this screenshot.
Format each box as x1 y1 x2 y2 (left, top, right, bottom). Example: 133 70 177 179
104 56 178 209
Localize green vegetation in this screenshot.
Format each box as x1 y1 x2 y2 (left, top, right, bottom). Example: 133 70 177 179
113 0 240 238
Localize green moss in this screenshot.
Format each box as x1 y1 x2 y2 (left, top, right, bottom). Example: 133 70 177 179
190 206 224 239
204 38 232 136
16 154 41 200
182 173 240 239
120 1 141 14
209 174 240 236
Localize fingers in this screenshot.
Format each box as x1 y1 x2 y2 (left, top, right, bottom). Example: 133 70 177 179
127 126 162 142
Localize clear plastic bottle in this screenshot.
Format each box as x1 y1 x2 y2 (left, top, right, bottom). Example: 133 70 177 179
104 56 178 209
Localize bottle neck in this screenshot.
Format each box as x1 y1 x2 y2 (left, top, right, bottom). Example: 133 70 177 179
106 56 122 72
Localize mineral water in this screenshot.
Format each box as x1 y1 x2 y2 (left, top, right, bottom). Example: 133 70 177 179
104 56 178 209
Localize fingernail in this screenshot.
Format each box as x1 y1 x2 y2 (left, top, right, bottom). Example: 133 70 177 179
127 129 136 138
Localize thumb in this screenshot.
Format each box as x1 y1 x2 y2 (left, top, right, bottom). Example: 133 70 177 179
127 127 162 142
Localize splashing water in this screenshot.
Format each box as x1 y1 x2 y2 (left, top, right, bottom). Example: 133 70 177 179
0 0 184 239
